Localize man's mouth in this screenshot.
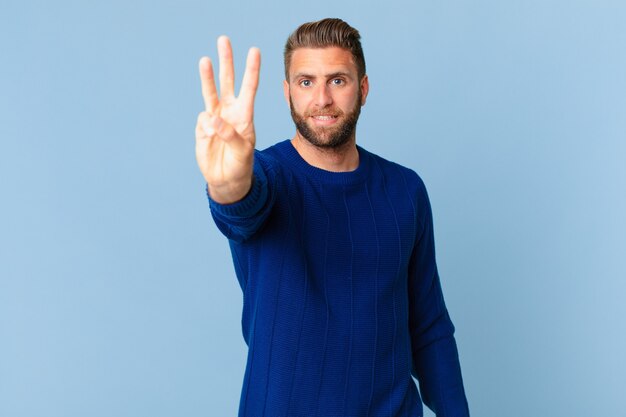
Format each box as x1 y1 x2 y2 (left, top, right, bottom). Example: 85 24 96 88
309 114 339 126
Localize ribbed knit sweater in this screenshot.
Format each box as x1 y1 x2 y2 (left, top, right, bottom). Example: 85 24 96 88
209 140 469 417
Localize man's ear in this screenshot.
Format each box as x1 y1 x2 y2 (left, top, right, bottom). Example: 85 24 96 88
283 79 290 105
360 75 369 106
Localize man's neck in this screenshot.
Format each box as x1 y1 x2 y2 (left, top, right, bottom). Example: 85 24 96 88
291 134 359 172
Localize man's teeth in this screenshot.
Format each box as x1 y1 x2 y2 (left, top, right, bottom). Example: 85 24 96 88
313 115 335 120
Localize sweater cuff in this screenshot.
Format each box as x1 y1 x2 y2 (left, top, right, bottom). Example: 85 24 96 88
207 161 268 218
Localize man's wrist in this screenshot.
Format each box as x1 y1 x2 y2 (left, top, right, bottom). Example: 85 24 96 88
207 176 253 205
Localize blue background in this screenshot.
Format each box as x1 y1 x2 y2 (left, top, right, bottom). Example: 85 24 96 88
1 1 625 416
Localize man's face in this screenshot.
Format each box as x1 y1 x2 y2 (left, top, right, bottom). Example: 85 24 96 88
284 47 369 149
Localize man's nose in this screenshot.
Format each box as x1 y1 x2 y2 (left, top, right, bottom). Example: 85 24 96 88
314 85 333 107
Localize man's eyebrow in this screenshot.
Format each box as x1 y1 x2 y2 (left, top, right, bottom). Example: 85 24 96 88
291 71 353 79
292 72 315 79
326 71 352 79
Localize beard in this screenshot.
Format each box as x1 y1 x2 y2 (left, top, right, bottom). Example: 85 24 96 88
289 94 362 150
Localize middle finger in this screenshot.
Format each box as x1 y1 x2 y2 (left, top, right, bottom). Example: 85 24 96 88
218 35 235 99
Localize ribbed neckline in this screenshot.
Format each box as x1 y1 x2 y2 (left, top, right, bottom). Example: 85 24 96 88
273 139 370 186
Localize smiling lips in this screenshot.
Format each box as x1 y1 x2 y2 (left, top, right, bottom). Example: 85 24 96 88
310 115 338 126
309 112 341 126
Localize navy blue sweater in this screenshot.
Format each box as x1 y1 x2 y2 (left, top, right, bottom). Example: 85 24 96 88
209 140 469 417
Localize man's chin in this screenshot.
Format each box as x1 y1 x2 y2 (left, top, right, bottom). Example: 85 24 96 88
298 129 352 149
304 127 336 144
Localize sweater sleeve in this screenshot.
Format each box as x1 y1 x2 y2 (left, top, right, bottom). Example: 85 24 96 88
408 181 470 417
208 151 276 243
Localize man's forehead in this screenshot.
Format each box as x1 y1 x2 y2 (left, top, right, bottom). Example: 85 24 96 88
289 47 357 74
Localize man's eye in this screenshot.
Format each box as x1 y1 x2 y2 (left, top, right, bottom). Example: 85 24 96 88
300 80 312 87
331 79 344 85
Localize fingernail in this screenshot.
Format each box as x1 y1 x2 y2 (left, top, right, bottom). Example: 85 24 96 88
213 117 223 131
202 120 214 136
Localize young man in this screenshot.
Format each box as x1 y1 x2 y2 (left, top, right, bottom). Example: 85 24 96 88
196 18 470 417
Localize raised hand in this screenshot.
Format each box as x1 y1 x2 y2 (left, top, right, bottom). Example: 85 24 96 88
195 36 261 204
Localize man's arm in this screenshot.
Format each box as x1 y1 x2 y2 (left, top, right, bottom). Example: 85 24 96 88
208 152 276 242
195 36 260 204
408 181 470 417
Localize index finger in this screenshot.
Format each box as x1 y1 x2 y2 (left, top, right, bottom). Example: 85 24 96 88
199 56 218 112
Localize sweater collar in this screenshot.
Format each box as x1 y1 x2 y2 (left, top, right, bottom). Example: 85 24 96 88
275 139 370 185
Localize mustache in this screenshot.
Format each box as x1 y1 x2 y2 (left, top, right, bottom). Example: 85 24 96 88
304 107 344 117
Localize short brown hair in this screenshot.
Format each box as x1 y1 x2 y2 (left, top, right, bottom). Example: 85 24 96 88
284 18 366 81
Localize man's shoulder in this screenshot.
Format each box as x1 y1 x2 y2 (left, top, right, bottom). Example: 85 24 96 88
361 146 426 190
362 148 433 221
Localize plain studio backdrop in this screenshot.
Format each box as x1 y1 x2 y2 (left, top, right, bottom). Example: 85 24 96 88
1 1 624 416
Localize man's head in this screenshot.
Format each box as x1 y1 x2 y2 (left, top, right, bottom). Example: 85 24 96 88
283 19 369 150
